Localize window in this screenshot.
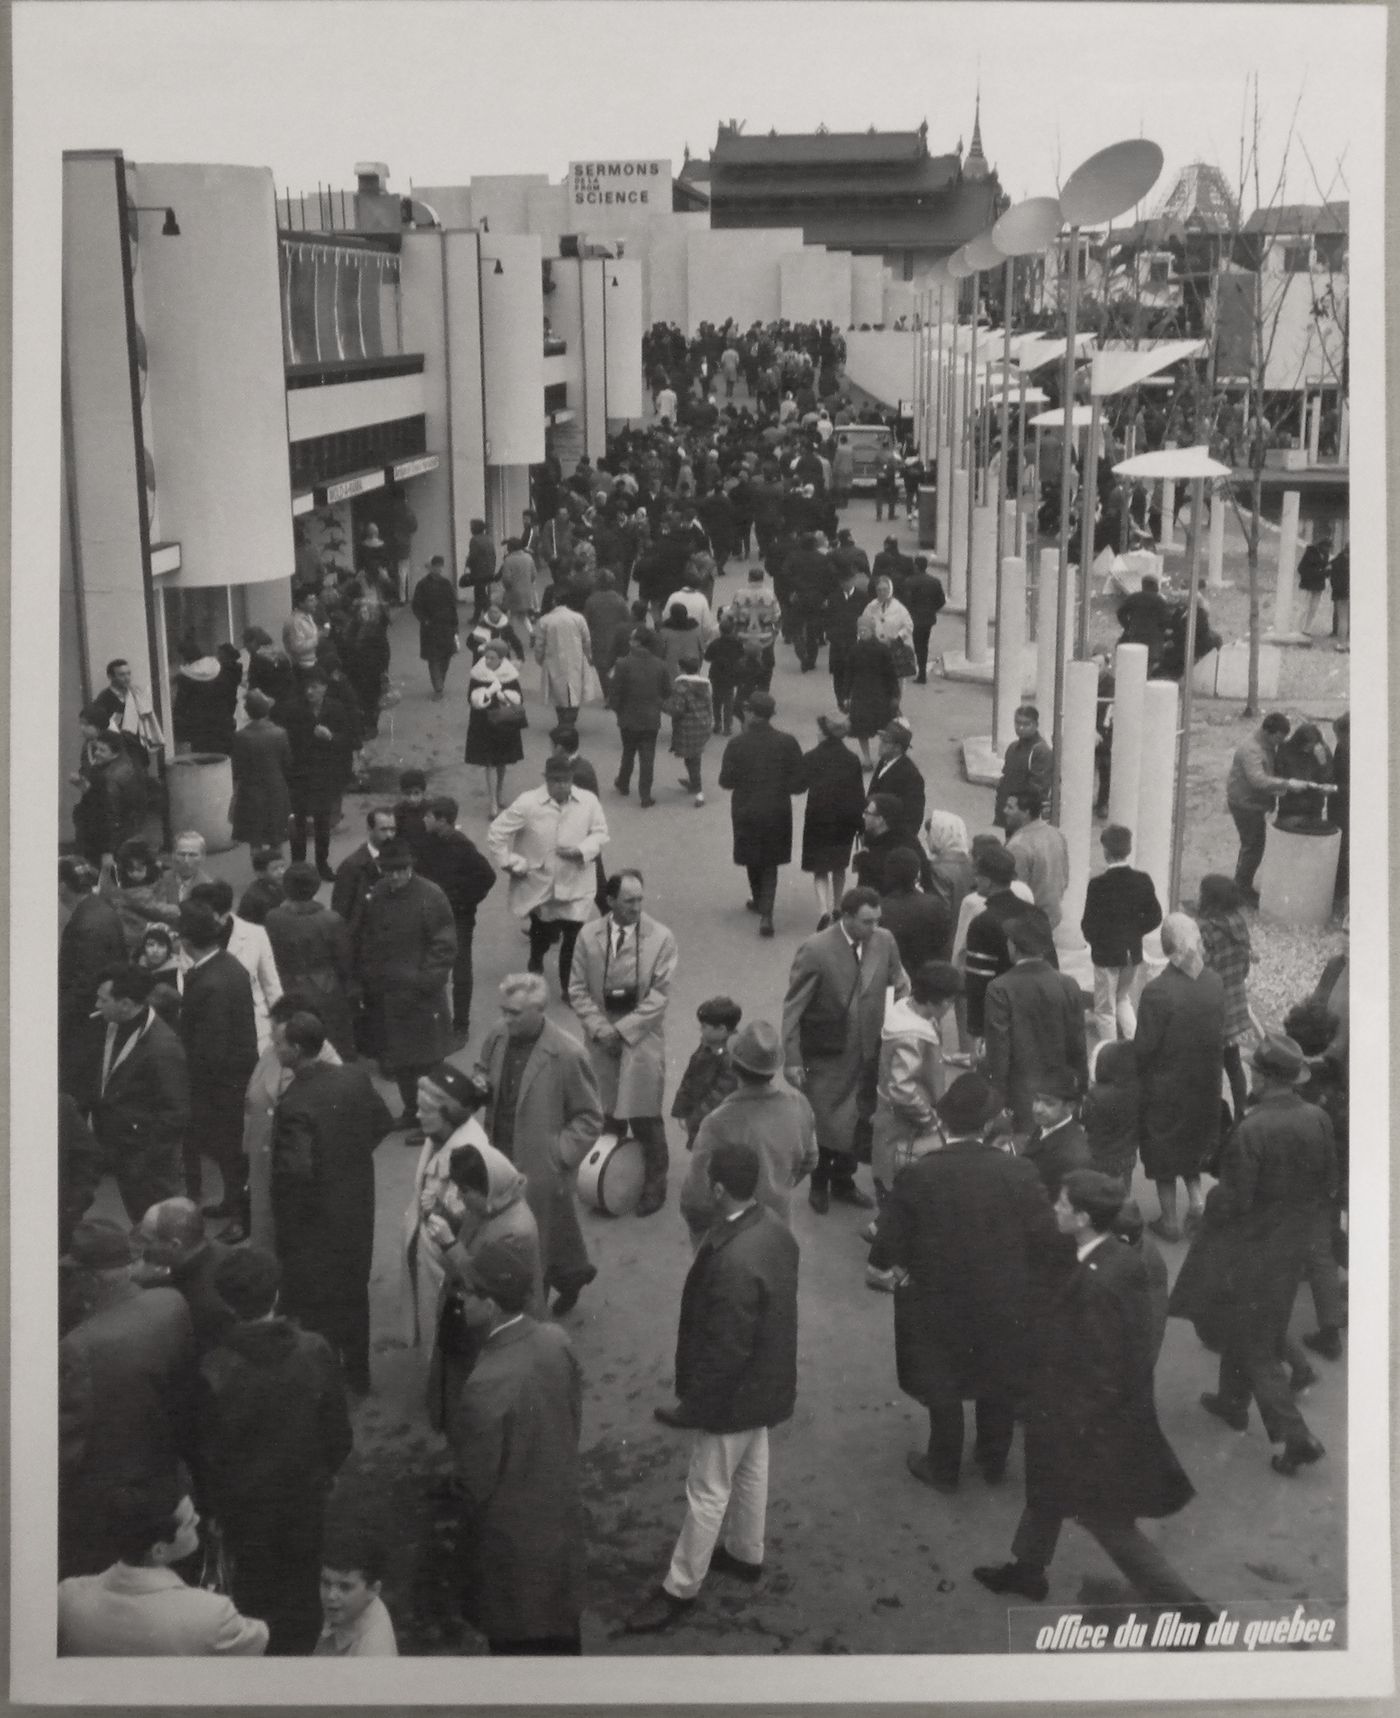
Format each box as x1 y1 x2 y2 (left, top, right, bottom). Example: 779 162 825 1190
1281 243 1312 275
1147 256 1171 285
1313 232 1346 272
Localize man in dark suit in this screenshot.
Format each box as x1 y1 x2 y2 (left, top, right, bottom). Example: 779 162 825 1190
136 1198 234 1357
417 795 497 1037
461 517 499 619
330 806 397 933
975 1170 1209 1614
782 886 909 1212
1080 823 1163 1043
879 847 953 972
60 1219 197 1578
900 557 947 684
983 917 1088 1131
87 968 189 1223
178 901 259 1234
60 858 128 1096
271 1010 395 1393
1020 1068 1092 1201
852 795 934 896
866 718 925 842
871 1074 1061 1491
823 559 869 711
717 691 805 938
625 1141 799 1634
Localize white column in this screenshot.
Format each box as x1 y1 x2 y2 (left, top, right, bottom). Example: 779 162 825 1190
1307 391 1322 465
935 437 953 562
1269 489 1304 638
1137 679 1179 912
1207 489 1226 588
1058 660 1099 952
996 555 1027 753
1107 642 1149 837
966 505 996 663
1036 548 1059 720
947 466 970 607
1338 399 1349 464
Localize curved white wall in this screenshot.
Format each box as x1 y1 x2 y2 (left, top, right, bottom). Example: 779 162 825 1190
480 235 544 467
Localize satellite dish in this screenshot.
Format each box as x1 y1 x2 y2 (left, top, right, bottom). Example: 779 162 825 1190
1060 139 1163 227
963 230 1003 272
993 196 1063 257
946 246 976 281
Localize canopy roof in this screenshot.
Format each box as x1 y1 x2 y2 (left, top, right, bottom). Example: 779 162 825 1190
1114 445 1232 479
1030 405 1097 429
1090 338 1206 397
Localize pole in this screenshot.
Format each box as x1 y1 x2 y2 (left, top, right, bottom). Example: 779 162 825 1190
948 281 961 455
1168 476 1205 907
1016 368 1029 556
1077 393 1102 657
992 257 1015 750
1052 225 1081 825
935 286 945 442
965 277 980 599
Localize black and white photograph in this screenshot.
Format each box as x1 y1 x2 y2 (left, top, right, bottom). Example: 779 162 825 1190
11 0 1392 1704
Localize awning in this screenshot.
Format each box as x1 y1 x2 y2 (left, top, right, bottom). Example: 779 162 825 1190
1091 339 1207 398
1030 405 1097 429
1015 334 1096 373
318 466 387 506
391 453 441 482
1114 445 1232 480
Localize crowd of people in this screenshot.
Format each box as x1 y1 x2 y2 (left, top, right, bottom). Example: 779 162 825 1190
55 323 1351 1657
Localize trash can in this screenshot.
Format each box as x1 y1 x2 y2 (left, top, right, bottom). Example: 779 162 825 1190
1257 815 1341 928
917 485 938 550
165 752 236 854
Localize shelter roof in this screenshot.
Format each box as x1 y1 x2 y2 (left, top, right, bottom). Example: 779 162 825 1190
1242 201 1348 236
712 128 933 167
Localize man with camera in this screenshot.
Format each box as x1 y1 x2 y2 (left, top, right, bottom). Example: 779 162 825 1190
568 869 678 1217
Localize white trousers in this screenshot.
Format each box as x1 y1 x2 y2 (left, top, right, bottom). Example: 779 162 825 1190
1092 963 1142 1042
663 1426 769 1600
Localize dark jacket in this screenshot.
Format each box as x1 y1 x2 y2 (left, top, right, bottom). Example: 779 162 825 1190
272 1060 395 1308
675 1202 799 1433
60 1284 197 1576
416 826 497 924
59 1093 102 1256
1021 1117 1092 1202
798 736 866 867
670 1042 740 1144
1082 1041 1140 1182
719 721 806 869
198 1317 351 1522
85 1009 190 1158
353 874 457 1072
847 636 899 740
72 753 148 863
60 893 128 1075
180 951 259 1099
463 532 499 590
329 841 388 936
411 569 460 661
275 688 357 815
164 1240 236 1357
1116 588 1172 664
900 568 947 629
263 900 356 1059
994 732 1054 826
983 958 1088 1130
870 1138 1059 1405
228 718 294 849
879 887 953 973
964 891 1049 1037
1134 964 1225 1181
1025 1236 1194 1523
1080 865 1163 968
823 583 868 656
853 825 935 896
449 1318 585 1643
867 753 926 843
606 648 673 732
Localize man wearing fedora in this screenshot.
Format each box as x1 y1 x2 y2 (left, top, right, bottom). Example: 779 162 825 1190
679 1022 817 1248
783 885 909 1214
870 1073 1059 1493
866 718 925 844
1171 1034 1334 1477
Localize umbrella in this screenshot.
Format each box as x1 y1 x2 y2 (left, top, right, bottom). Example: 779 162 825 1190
1113 445 1232 479
1030 405 1097 429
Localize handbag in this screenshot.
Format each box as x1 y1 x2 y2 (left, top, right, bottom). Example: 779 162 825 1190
486 700 528 730
890 636 918 680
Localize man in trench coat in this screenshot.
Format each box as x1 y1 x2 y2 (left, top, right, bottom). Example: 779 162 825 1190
717 691 805 937
974 1169 1209 1613
351 841 457 1139
567 869 678 1217
870 1073 1061 1492
475 974 604 1315
411 555 460 698
782 885 908 1213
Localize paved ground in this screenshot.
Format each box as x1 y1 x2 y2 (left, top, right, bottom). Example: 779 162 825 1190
99 493 1347 1656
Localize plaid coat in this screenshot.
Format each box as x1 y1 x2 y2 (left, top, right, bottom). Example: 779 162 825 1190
1198 910 1252 1043
667 674 714 757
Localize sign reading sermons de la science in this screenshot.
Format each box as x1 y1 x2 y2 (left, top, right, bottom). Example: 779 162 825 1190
569 159 672 225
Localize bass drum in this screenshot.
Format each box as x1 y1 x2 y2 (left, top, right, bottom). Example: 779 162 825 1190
577 1132 645 1217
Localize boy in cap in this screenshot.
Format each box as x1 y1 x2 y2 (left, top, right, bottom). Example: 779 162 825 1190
671 997 743 1149
1020 1068 1091 1202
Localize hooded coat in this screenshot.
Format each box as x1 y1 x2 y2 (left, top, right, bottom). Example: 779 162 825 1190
1134 964 1226 1180
871 997 947 1189
1082 1040 1140 1183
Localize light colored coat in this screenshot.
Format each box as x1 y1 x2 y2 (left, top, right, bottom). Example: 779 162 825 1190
243 1037 341 1252
567 913 678 1116
487 785 610 920
680 1081 817 1243
534 605 593 708
399 1114 488 1347
58 1564 268 1656
499 548 538 618
871 997 947 1189
225 917 282 1052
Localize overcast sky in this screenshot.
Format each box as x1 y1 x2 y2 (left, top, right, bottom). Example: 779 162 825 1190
16 2 1378 213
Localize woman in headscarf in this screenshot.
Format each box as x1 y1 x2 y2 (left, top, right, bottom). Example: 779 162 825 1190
922 810 976 928
102 837 177 949
1134 912 1226 1243
1195 874 1253 1122
861 573 915 650
798 712 867 929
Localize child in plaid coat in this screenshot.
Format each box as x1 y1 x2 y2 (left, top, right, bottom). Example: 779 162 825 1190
667 652 714 806
670 997 742 1147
